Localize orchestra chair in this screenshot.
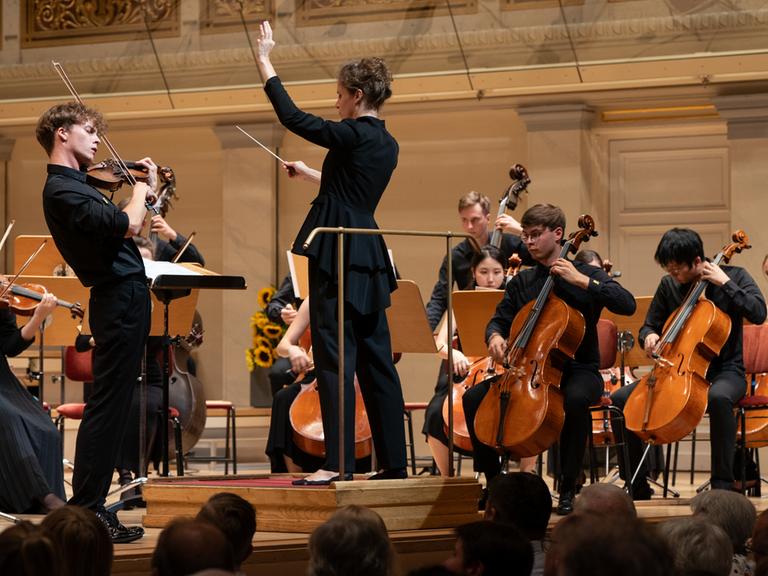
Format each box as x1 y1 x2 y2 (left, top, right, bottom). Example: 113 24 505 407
186 400 237 474
736 323 768 496
57 346 185 477
404 402 429 475
587 318 633 497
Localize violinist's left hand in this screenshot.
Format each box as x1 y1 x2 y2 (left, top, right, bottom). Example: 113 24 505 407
495 214 523 236
134 157 159 194
701 261 730 287
34 292 58 318
550 258 590 289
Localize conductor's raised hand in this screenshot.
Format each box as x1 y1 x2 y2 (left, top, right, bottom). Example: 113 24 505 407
282 161 321 184
257 21 275 59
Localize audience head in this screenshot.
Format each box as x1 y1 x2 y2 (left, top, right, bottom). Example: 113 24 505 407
545 512 673 576
484 472 552 541
444 520 532 576
691 489 756 555
574 483 637 520
41 505 112 576
0 521 62 576
151 518 235 576
657 517 732 576
196 492 256 569
308 505 394 576
752 508 768 566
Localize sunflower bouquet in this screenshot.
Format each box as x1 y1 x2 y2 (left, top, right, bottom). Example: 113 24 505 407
246 286 287 370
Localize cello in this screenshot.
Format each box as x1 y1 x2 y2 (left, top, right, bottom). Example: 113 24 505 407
624 231 751 445
474 215 598 457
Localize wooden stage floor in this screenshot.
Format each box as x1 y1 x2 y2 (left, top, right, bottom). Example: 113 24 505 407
3 470 768 576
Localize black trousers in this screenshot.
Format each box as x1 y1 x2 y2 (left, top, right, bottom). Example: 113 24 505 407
69 279 150 511
309 261 406 473
611 370 745 489
463 364 602 492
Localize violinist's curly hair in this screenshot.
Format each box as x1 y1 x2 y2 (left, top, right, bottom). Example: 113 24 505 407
338 58 392 110
36 102 106 156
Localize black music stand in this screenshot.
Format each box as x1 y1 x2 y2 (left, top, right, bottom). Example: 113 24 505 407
149 265 246 476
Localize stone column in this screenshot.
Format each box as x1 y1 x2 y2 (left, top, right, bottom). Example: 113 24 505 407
213 123 285 406
713 94 768 295
0 138 15 273
515 105 604 242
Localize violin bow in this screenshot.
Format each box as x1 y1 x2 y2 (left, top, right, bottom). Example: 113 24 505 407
0 240 47 300
171 231 196 264
0 219 15 254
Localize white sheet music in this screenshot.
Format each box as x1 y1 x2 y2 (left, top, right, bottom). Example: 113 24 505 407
143 258 201 280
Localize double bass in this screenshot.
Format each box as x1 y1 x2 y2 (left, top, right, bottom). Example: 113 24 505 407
624 231 751 444
474 215 598 457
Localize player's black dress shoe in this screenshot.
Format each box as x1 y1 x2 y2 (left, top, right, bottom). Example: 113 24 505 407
96 510 144 543
368 468 408 480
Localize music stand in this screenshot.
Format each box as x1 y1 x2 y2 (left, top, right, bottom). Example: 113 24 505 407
148 261 246 476
451 290 505 357
386 280 437 354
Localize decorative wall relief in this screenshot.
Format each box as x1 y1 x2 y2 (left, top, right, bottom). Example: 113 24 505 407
22 0 179 47
200 0 272 34
296 0 477 27
501 0 583 10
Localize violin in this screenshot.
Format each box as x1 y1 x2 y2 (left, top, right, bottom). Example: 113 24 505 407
624 230 751 445
0 279 84 319
474 215 598 457
86 159 150 193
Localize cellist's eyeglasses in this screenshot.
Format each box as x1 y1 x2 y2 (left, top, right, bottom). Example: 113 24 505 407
521 228 546 243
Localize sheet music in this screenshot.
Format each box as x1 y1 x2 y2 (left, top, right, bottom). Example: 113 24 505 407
143 258 201 280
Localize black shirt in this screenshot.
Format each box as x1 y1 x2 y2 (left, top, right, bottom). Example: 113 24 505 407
266 275 299 324
486 261 637 367
264 76 398 315
42 164 144 287
639 266 767 377
425 233 531 331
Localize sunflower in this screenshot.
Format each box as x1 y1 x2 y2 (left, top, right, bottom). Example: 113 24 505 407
245 349 256 372
253 335 272 351
257 286 276 309
253 345 274 368
251 311 269 329
263 323 284 341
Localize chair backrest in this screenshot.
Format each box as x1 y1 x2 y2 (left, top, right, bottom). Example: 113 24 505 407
64 346 94 382
744 324 768 374
597 318 618 370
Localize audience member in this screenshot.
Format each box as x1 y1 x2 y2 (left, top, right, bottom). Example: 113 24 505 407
692 489 756 575
484 472 551 576
657 517 732 576
0 521 62 576
444 520 532 576
152 518 236 576
752 509 768 573
545 512 673 576
407 566 455 576
573 483 637 520
196 492 256 570
41 505 113 576
308 505 394 576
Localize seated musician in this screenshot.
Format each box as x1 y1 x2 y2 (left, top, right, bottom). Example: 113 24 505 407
265 274 301 398
423 245 536 476
463 204 636 515
0 287 66 513
266 298 371 474
611 228 766 496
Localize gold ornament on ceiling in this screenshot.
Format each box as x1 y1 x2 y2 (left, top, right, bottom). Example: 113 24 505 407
200 0 272 34
23 0 179 46
296 0 477 26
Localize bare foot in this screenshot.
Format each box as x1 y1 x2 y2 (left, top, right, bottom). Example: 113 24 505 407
41 493 66 513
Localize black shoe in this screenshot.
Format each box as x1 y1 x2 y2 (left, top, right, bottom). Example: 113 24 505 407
96 510 144 544
368 468 408 480
631 482 654 501
556 490 575 516
292 473 353 486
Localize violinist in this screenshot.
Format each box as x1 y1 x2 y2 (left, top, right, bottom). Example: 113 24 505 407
37 102 154 543
463 204 636 515
423 245 536 476
0 288 65 514
425 191 529 332
256 22 406 483
611 228 766 496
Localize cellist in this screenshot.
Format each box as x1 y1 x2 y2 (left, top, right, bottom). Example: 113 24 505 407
611 228 766 496
462 204 636 515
